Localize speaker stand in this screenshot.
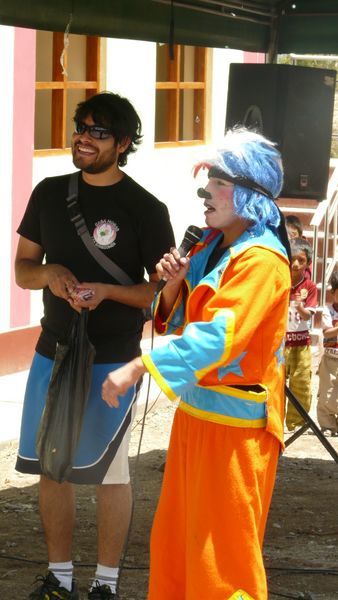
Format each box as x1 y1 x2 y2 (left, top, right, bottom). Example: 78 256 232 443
284 385 338 464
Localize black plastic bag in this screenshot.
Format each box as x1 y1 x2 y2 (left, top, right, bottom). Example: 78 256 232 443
36 309 96 483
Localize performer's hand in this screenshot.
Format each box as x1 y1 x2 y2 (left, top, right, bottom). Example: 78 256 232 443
156 247 190 287
102 357 146 408
46 265 79 300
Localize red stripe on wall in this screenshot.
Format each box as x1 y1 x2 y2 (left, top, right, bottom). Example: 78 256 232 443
0 326 41 375
0 321 154 376
10 28 36 328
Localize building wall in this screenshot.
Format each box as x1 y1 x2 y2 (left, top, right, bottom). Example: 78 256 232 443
0 26 15 334
0 28 246 373
0 25 36 336
11 27 36 329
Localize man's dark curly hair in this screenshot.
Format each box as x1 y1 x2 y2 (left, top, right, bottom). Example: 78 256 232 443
74 92 142 167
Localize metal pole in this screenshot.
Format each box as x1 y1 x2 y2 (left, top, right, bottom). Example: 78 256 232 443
284 385 338 464
321 210 330 305
312 225 318 283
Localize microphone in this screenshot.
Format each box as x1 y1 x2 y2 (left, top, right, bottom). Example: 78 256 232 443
156 225 203 293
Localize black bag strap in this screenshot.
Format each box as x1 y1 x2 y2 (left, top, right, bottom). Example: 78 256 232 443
66 172 134 286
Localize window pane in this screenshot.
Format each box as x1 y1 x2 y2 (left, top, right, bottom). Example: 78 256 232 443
155 89 177 142
155 45 206 145
156 44 168 81
36 31 53 81
67 34 87 80
156 44 177 82
180 46 196 82
155 89 169 142
34 90 52 149
179 90 204 141
66 89 87 147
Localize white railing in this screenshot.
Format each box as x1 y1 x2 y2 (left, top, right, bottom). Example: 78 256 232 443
311 163 338 304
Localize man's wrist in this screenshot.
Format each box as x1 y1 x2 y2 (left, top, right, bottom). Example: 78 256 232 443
42 263 53 288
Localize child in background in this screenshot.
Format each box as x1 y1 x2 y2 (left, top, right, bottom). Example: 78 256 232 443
285 214 303 240
285 238 318 431
285 214 312 279
317 271 338 437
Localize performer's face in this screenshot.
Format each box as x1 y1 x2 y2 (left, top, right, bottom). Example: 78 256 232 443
203 177 238 230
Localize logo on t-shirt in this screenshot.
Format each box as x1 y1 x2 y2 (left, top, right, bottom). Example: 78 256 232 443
93 219 119 249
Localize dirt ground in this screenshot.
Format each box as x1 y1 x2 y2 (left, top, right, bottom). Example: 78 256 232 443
0 389 338 599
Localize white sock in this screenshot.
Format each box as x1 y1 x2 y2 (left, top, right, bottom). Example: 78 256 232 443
92 564 119 593
49 561 73 592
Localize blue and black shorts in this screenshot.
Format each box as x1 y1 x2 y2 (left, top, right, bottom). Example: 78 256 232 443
16 353 139 484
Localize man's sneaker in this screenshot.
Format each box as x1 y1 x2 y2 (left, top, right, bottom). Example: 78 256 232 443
29 570 79 599
88 581 117 599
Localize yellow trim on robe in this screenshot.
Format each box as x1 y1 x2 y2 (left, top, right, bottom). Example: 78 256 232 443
228 590 255 600
203 383 267 402
141 354 177 401
179 401 267 428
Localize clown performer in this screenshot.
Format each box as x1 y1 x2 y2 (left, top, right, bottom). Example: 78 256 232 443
102 128 291 600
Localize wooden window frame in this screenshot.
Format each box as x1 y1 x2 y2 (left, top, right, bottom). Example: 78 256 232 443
155 44 207 148
35 33 101 155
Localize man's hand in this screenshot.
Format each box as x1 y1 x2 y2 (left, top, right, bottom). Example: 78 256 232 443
102 358 147 408
68 282 106 311
46 265 79 300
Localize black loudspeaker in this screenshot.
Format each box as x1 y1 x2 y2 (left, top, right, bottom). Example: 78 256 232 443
225 64 336 200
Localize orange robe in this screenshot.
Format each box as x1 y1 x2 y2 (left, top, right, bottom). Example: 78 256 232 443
143 228 290 599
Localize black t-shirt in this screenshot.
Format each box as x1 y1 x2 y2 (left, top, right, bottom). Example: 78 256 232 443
17 172 175 362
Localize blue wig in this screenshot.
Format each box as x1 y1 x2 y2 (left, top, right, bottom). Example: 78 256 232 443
212 128 283 235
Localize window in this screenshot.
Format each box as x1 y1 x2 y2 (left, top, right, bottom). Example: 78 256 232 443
155 44 207 146
35 31 101 152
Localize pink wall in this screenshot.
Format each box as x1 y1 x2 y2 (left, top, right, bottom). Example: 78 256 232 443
10 28 36 328
244 52 265 64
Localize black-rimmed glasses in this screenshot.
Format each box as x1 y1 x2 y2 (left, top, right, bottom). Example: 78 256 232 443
74 122 113 140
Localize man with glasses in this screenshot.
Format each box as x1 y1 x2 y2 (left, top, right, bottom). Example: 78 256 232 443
14 92 175 599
